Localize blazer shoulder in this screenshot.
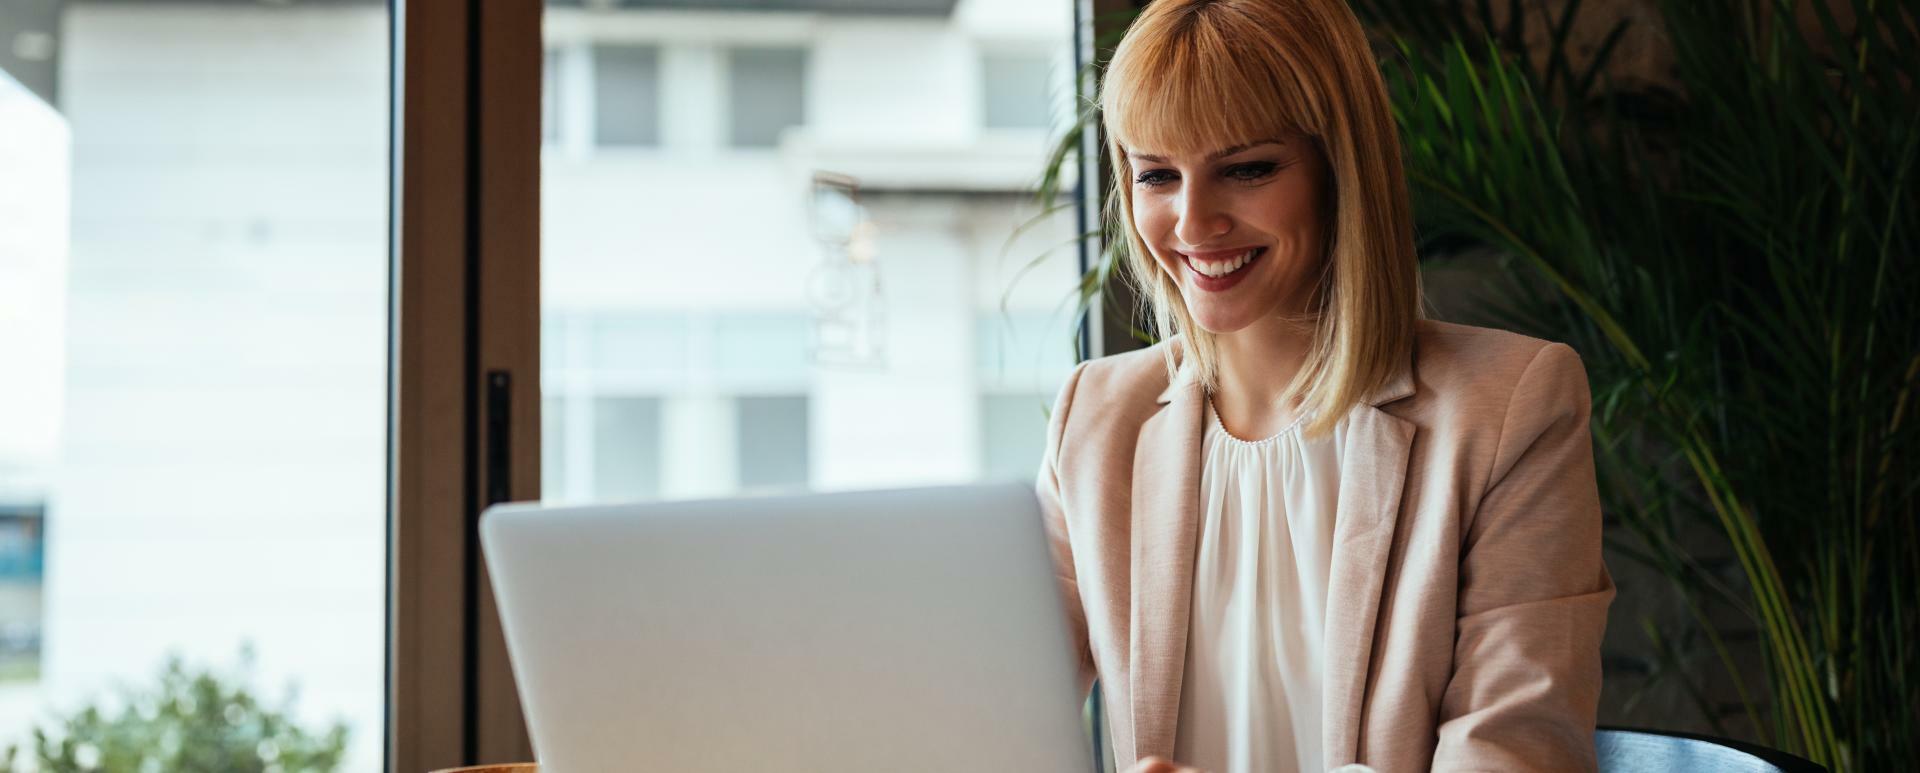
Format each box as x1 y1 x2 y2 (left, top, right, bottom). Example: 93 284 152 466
1409 319 1588 416
1049 337 1178 440
1077 336 1178 401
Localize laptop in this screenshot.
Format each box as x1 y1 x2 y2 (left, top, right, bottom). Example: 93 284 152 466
479 481 1097 772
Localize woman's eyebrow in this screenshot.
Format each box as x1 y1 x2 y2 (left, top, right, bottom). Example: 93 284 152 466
1127 139 1285 164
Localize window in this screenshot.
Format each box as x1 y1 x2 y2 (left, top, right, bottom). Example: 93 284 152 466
592 396 664 502
727 46 806 148
542 3 1078 507
543 311 815 504
0 4 391 768
594 43 661 146
981 51 1055 130
977 310 1077 388
543 48 562 145
980 394 1050 481
542 394 566 497
0 504 43 684
589 312 691 378
714 312 812 384
977 309 1075 481
737 396 811 492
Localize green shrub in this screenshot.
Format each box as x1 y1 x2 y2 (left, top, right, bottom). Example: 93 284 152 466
2 644 349 773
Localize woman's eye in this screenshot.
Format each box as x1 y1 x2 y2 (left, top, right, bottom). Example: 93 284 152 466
1134 169 1176 187
1226 161 1279 181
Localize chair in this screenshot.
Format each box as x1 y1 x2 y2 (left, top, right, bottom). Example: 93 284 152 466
1596 727 1828 773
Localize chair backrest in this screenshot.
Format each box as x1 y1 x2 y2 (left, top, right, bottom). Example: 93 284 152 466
1596 727 1827 773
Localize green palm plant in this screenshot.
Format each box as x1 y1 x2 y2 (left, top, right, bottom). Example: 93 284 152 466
1027 1 1917 770
1379 2 1917 769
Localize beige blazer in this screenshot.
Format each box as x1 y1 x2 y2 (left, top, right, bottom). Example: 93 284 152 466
1037 319 1614 772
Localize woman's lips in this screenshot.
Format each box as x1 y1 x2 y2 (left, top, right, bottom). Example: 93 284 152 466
1182 246 1266 292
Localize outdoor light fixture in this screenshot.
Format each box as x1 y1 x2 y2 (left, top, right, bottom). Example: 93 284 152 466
806 171 885 369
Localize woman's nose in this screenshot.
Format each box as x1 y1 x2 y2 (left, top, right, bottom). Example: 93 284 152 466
1173 187 1231 246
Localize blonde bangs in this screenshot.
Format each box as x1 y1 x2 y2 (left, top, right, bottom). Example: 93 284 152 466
1099 3 1324 158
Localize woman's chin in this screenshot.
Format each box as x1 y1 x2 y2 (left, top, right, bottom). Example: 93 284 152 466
1186 308 1259 336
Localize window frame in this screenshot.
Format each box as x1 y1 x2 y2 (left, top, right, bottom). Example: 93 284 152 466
391 0 1129 768
389 0 542 769
1076 0 1144 365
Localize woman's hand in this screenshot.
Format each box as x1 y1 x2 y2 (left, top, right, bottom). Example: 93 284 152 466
1123 757 1208 773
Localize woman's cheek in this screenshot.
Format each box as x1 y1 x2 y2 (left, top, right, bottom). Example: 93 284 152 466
1140 247 1172 285
1135 203 1178 278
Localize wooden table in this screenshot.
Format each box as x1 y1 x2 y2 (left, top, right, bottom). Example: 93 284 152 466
429 765 537 773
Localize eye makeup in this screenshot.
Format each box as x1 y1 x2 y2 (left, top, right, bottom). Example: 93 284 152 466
1131 159 1285 188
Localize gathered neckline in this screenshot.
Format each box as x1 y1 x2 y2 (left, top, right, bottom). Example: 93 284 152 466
1205 398 1311 447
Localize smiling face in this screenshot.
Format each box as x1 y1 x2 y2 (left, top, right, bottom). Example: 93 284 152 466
1091 0 1422 433
1125 134 1332 336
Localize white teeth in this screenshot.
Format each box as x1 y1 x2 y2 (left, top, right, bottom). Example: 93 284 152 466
1191 249 1259 278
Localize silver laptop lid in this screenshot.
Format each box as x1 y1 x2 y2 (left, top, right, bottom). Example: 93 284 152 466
480 481 1095 773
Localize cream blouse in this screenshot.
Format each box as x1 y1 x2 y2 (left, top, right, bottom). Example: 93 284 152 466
1171 398 1350 773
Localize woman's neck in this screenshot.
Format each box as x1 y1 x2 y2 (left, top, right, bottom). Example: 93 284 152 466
1209 315 1313 440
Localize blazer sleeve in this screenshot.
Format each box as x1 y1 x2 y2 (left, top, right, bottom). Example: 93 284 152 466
1431 342 1616 772
1036 360 1097 702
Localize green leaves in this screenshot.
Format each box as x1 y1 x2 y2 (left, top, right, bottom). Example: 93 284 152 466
4 645 350 773
1367 1 1918 768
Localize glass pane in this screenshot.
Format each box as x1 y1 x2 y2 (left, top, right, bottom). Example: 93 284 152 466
593 44 661 147
0 3 389 770
592 396 663 502
713 312 811 384
982 52 1055 130
736 395 810 492
542 0 1078 505
981 393 1051 481
543 48 563 145
726 46 806 148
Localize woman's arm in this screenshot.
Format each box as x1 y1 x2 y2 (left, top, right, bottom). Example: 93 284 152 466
1431 343 1615 772
1037 361 1097 702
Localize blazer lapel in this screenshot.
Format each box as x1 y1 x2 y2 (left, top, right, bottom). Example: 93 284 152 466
1128 363 1204 762
1321 371 1416 766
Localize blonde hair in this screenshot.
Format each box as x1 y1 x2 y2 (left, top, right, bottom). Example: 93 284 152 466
1099 0 1422 440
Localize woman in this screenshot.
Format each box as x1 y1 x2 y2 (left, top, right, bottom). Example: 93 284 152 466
1036 1 1614 772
